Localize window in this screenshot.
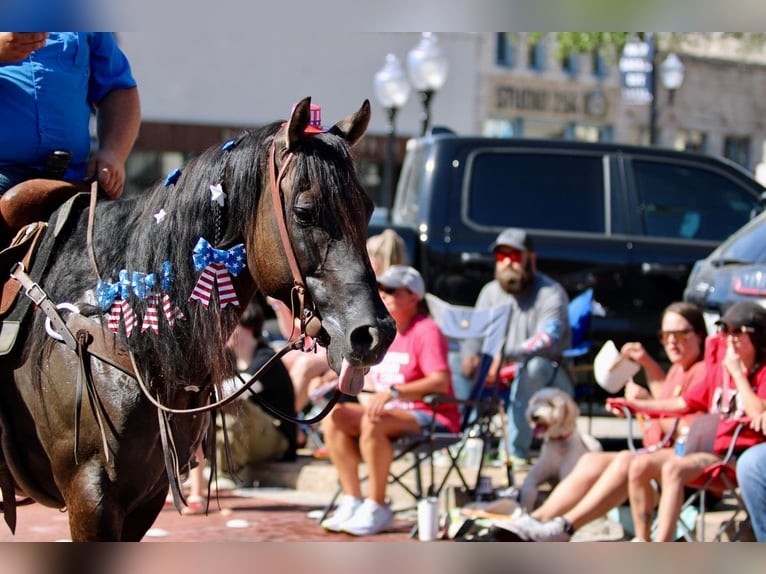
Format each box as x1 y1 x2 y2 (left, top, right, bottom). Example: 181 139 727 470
496 33 515 68
724 136 751 170
592 49 608 78
466 152 605 233
528 39 546 71
633 160 761 241
674 130 708 153
561 53 579 76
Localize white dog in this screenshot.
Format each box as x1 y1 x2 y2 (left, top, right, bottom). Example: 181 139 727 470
518 387 602 511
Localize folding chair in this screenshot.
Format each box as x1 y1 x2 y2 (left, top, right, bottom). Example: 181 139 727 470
607 398 753 541
318 296 512 532
551 289 596 430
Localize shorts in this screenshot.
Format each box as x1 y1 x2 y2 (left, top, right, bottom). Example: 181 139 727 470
411 409 450 432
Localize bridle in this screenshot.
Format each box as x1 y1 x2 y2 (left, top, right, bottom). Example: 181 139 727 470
128 129 343 421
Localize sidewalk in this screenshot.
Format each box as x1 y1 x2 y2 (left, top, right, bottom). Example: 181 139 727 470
246 415 748 542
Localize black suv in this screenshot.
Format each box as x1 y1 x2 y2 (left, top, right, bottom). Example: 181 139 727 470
373 134 766 359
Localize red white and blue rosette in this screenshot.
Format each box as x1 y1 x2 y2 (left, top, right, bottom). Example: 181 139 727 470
188 238 246 309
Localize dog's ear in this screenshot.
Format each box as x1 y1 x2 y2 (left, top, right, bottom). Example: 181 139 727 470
561 394 580 429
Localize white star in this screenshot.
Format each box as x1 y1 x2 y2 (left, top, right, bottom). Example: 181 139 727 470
153 209 167 223
210 183 226 207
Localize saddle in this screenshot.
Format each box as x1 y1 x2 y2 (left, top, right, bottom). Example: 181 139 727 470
0 178 87 241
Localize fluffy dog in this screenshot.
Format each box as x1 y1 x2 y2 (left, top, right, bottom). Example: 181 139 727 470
518 387 602 511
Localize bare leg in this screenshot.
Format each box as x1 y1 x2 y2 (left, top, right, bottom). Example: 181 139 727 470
290 351 332 413
531 451 616 521
628 448 675 541
321 403 364 498
564 450 634 530
654 452 720 541
358 411 421 504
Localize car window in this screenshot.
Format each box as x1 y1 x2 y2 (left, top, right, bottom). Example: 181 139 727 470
718 213 766 264
392 143 425 227
633 160 759 241
465 152 605 233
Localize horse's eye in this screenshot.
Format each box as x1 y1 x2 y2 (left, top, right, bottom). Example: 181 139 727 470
293 190 317 226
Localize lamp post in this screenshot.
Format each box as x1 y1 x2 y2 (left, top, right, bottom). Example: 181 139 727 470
649 51 686 146
374 53 411 216
406 32 449 137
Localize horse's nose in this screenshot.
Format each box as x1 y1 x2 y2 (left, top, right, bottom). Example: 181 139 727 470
348 323 393 362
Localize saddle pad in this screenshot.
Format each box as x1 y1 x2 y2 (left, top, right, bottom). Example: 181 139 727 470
0 222 47 317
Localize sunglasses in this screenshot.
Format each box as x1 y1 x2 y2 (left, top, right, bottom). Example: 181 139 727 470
657 328 694 344
717 324 756 337
378 285 409 296
494 249 524 264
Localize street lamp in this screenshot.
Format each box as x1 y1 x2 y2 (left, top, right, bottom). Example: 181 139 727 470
649 51 686 145
374 53 411 215
406 32 449 137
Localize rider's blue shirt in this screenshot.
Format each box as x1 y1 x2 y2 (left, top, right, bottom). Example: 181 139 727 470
0 32 136 180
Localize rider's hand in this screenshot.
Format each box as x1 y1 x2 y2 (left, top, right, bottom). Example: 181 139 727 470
87 149 126 199
0 32 49 63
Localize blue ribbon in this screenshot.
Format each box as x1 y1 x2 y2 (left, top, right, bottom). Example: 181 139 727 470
192 238 246 276
132 271 156 300
161 261 175 292
164 168 182 187
96 269 132 310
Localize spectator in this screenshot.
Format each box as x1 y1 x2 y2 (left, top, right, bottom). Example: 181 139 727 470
493 301 708 541
366 228 408 275
624 301 766 541
737 414 766 541
319 265 460 536
0 32 140 198
216 300 297 486
460 228 572 466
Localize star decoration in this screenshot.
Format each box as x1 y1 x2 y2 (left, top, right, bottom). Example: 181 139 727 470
210 183 226 207
154 209 167 223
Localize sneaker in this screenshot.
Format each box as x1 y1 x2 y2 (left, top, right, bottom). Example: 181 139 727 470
321 495 362 532
340 499 394 536
514 516 574 542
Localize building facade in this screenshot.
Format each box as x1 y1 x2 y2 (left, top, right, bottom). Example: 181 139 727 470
117 32 766 201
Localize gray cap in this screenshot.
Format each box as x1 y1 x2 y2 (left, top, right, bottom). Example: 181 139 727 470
490 228 534 252
377 265 425 299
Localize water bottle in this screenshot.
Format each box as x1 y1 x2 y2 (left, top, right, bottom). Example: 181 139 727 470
675 426 690 457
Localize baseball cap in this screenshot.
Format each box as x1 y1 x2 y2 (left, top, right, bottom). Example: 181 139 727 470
490 228 534 252
377 265 425 299
716 301 766 331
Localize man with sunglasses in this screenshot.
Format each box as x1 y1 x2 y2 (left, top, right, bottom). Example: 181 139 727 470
460 228 572 467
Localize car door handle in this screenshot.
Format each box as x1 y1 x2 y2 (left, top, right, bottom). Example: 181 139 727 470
641 262 690 277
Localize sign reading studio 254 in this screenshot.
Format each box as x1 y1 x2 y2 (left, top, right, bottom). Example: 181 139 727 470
488 75 615 122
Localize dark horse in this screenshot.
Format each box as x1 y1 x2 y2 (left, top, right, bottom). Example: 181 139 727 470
0 98 395 540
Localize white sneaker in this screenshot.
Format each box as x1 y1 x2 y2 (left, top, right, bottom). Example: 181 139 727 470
340 498 394 536
516 516 573 542
321 495 362 532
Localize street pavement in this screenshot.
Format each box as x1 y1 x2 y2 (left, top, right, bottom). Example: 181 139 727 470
0 416 745 542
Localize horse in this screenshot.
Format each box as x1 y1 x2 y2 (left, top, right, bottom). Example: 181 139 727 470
0 97 395 541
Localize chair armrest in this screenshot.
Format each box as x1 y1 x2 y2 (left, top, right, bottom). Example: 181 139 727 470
605 398 682 454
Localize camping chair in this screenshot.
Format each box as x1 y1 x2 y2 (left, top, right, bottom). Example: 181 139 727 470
551 289 596 430
317 296 513 532
315 353 507 532
607 398 753 541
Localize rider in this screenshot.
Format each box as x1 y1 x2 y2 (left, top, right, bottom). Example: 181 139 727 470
0 32 140 203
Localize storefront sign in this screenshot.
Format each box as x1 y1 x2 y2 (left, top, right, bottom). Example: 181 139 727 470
487 75 616 123
620 37 654 105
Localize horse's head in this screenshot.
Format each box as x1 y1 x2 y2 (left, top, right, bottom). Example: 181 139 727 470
250 97 395 395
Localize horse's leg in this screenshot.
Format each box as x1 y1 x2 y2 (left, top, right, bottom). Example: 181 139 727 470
63 459 124 541
120 488 167 541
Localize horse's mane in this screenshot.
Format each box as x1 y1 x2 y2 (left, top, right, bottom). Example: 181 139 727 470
31 121 371 395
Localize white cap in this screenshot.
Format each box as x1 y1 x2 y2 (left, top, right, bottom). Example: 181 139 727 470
377 265 425 299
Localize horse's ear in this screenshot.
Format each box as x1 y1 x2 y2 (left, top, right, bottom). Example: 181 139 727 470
286 97 312 151
330 99 371 147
